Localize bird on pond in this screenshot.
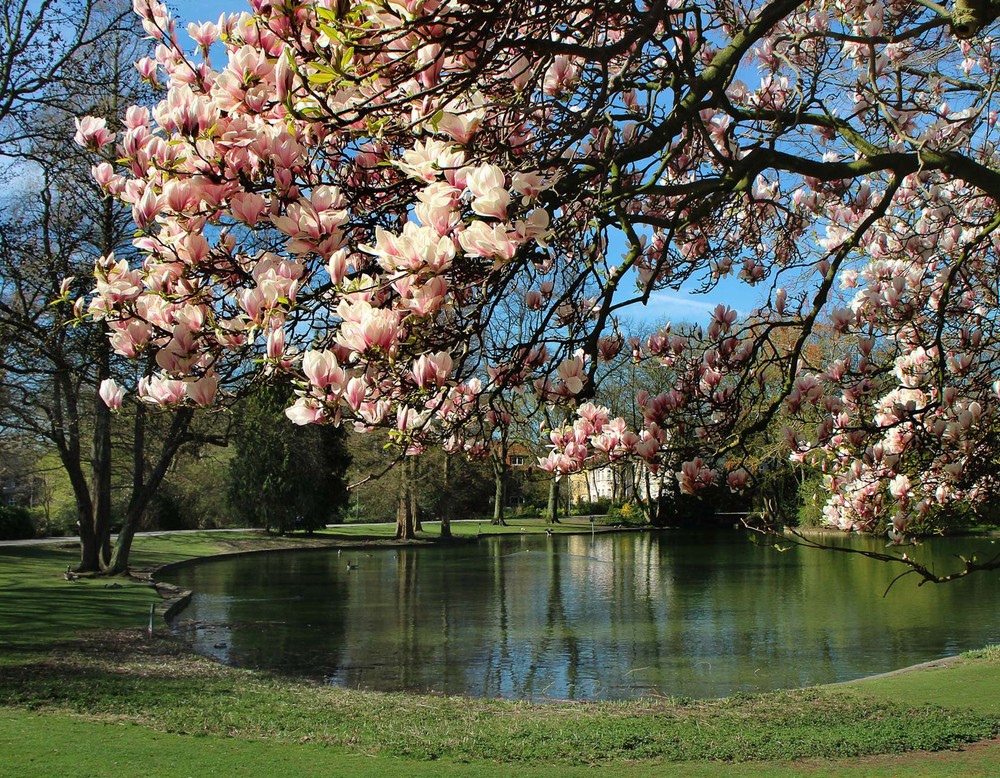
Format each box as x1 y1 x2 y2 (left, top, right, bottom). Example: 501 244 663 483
346 562 359 571
545 528 553 536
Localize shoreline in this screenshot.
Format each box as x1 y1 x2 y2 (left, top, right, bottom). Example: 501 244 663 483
144 526 982 701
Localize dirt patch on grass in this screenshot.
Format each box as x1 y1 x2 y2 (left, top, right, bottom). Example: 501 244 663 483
4 629 235 682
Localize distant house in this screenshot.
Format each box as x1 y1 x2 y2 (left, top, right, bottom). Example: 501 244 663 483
505 442 533 469
568 461 671 505
491 440 544 510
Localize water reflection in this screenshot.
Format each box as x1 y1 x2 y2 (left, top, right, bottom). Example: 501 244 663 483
163 532 1000 701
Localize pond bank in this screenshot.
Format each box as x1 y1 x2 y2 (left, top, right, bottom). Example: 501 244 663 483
3 531 1000 775
154 527 1000 701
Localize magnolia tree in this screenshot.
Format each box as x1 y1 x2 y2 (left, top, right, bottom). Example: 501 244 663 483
76 0 1000 566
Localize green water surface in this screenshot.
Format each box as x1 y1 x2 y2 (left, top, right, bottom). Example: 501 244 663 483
163 531 1000 700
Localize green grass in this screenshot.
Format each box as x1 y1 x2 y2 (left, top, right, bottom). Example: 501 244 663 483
4 709 1000 778
2 530 1000 776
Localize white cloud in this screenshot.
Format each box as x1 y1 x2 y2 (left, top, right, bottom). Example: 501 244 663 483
645 291 731 319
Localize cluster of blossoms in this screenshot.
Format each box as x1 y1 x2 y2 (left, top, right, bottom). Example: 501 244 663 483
74 0 1000 533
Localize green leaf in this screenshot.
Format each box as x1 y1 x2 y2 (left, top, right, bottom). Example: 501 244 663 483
308 71 339 85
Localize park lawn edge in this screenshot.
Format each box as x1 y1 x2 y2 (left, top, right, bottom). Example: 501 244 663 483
2 527 1000 772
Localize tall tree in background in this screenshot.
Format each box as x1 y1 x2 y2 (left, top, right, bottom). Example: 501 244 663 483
0 1 222 573
0 0 129 146
229 384 350 534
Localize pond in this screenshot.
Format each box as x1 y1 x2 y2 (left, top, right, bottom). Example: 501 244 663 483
161 530 1000 701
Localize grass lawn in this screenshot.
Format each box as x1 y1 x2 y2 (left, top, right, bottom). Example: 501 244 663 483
2 527 1000 776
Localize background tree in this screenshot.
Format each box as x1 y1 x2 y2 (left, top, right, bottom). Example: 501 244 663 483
229 384 351 534
0 0 130 148
0 2 192 572
346 428 494 530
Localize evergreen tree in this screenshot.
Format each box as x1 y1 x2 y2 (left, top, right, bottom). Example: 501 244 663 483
229 384 350 534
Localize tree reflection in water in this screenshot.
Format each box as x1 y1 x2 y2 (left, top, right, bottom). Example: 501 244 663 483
165 532 1000 701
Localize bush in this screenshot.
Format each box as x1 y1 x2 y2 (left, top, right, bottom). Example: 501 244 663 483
796 471 827 527
572 498 611 516
604 502 646 525
0 505 35 540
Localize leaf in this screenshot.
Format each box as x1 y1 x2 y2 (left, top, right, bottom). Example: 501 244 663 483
308 71 339 85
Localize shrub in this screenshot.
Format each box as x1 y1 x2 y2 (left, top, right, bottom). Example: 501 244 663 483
605 502 645 525
0 505 35 540
796 473 827 527
572 498 611 516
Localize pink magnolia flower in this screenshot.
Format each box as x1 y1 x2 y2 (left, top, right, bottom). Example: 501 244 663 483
889 474 911 502
727 468 749 492
397 138 462 182
285 397 325 425
464 164 506 198
412 351 453 388
132 186 163 229
557 351 587 395
74 117 115 151
524 290 544 309
138 374 186 406
99 378 125 411
415 182 461 235
543 55 579 96
401 276 449 317
266 327 286 360
577 402 610 431
336 300 401 355
471 187 510 220
344 376 367 411
458 221 518 262
185 372 220 406
187 21 218 51
302 349 346 390
230 192 267 226
677 458 717 495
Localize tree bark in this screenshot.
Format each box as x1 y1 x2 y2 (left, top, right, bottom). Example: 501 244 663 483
106 408 192 575
439 454 453 538
91 333 113 567
546 475 561 524
410 455 422 532
491 451 507 526
395 457 417 539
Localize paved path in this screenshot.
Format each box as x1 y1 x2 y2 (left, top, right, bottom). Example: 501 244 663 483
0 519 507 547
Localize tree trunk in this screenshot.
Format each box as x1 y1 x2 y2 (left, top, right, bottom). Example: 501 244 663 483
439 454 452 538
64 453 99 572
410 456 422 532
395 458 416 539
546 475 561 524
91 334 113 568
492 447 507 527
76 501 101 572
106 408 192 575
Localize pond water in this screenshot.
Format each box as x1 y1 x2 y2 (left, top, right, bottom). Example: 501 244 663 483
162 530 1000 701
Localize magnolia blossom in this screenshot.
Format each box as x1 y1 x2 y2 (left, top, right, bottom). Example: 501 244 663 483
99 378 125 411
556 351 587 395
302 349 346 390
411 352 453 388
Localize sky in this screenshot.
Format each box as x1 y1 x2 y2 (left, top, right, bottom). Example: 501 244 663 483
169 0 766 326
